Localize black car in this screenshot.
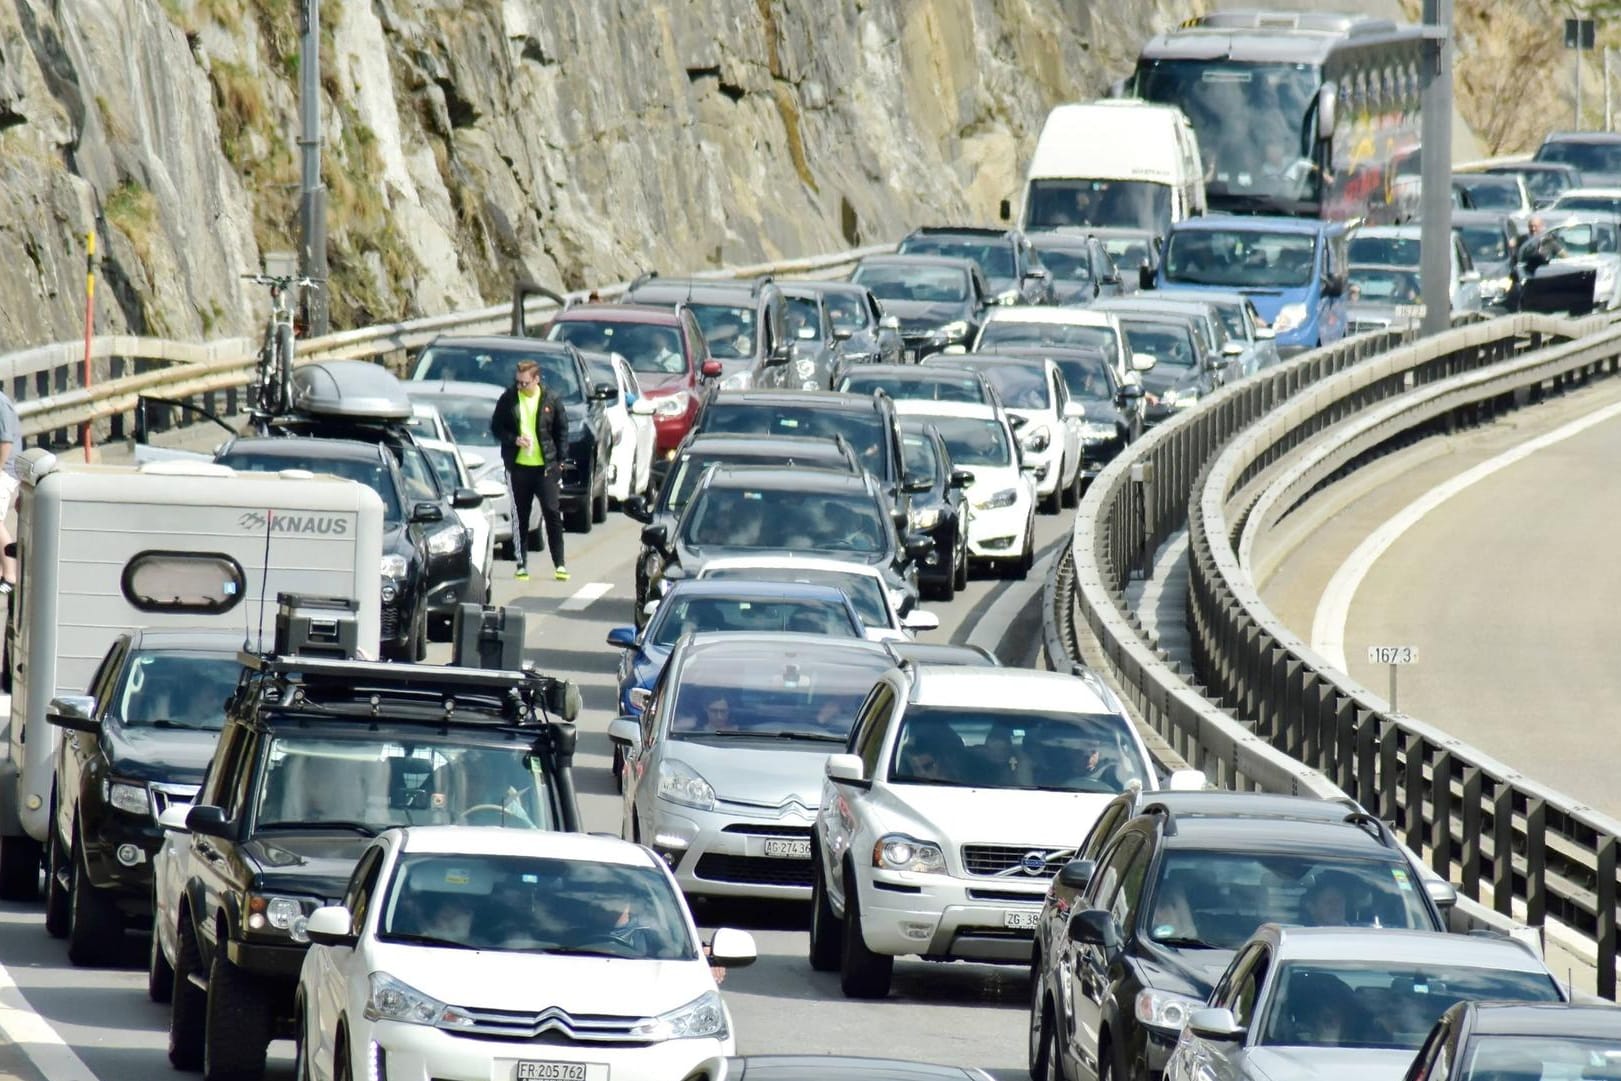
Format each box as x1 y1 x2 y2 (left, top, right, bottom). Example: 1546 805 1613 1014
1032 800 1449 1081
1535 130 1621 187
992 345 1144 476
1479 160 1583 208
624 275 794 389
898 418 972 600
165 627 581 1080
1108 314 1217 425
779 283 846 389
624 432 864 623
408 335 616 532
898 225 1053 305
1451 209 1521 309
1089 227 1164 293
44 630 244 965
837 363 998 407
796 280 905 370
849 254 994 359
1404 1001 1621 1081
641 464 927 618
1028 231 1127 303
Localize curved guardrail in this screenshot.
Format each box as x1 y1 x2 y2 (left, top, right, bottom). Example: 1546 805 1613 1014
1048 310 1621 996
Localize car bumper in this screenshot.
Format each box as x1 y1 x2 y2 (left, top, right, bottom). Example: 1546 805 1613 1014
1024 445 1062 497
379 587 418 651
651 801 817 901
82 815 172 909
1079 435 1126 475
425 571 476 620
965 500 1030 559
855 871 1045 962
914 522 957 584
363 1017 734 1081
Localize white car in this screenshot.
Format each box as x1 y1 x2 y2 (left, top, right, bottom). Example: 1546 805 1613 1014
417 430 498 601
969 306 1154 390
583 350 658 506
694 554 939 641
809 664 1168 999
295 827 756 1081
406 383 513 544
891 400 1036 578
148 802 191 1003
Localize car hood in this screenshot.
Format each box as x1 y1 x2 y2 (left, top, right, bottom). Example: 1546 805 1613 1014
1242 1047 1415 1081
678 541 889 571
1139 365 1203 395
1136 940 1237 1000
104 723 222 784
369 945 715 1015
1074 399 1125 426
663 739 837 810
241 833 373 898
881 299 969 331
873 784 1114 856
637 371 696 396
958 463 1024 497
1051 281 1097 303
384 522 414 561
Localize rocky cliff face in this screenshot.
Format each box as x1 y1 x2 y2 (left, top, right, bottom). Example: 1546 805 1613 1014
0 0 1199 350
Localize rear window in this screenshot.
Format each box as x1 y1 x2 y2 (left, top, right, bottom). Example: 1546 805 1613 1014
220 452 403 523
548 321 687 378
700 404 890 479
413 346 585 403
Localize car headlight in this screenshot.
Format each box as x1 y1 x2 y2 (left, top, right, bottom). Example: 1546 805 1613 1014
657 760 715 810
1135 988 1204 1034
1272 303 1309 334
719 370 753 391
933 320 970 342
380 553 409 578
1172 390 1200 409
629 990 728 1042
1079 422 1116 441
1481 275 1512 298
795 358 817 378
909 506 942 530
365 972 477 1028
977 487 1018 510
1020 424 1051 453
104 780 149 817
840 350 875 364
996 288 1022 305
247 893 316 943
872 833 946 874
426 525 467 556
653 391 692 418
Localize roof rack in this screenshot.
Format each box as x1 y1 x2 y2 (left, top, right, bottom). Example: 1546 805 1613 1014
1342 810 1400 850
911 225 1012 239
628 270 659 292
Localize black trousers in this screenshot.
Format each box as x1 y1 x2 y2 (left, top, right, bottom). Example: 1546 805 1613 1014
508 463 565 568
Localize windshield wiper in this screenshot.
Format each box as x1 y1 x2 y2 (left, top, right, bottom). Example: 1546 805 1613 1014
527 946 626 958
257 820 378 836
381 933 475 950
1153 935 1221 950
768 731 846 743
147 718 213 730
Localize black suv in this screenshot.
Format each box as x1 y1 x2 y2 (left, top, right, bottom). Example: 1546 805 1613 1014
164 607 581 1080
44 629 244 965
625 275 793 390
897 418 972 600
850 254 995 359
1028 231 1127 303
898 226 1053 305
1031 796 1451 1081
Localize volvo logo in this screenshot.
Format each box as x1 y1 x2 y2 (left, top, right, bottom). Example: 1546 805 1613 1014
238 510 350 535
1021 850 1050 875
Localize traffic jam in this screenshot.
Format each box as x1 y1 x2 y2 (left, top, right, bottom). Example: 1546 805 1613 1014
7 9 1621 1081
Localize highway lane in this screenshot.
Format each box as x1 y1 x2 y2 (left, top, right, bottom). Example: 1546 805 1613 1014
0 503 1080 1081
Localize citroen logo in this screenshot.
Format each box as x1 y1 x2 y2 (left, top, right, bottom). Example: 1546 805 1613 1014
1021 850 1050 875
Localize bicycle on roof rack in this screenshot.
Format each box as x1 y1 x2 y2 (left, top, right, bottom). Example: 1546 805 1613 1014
242 267 321 425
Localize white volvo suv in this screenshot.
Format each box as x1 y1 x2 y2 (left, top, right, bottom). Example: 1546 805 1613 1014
810 663 1199 999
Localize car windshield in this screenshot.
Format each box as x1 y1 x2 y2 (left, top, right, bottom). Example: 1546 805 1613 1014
900 237 1017 281
1100 236 1153 272
1206 303 1249 340
843 372 987 404
682 485 888 554
822 291 872 334
699 566 890 628
978 320 1117 355
549 320 688 376
412 347 586 402
1462 1036 1621 1080
379 853 695 959
1054 354 1116 402
924 416 1012 467
219 451 403 524
113 651 241 730
1537 140 1621 174
1025 179 1172 232
648 594 861 646
668 648 894 741
902 432 940 487
1144 852 1436 953
852 263 969 304
254 736 556 832
888 706 1147 793
410 394 497 446
662 450 849 515
963 363 1051 409
1517 169 1574 202
1458 179 1523 211
1348 235 1421 268
1032 245 1096 284
1258 960 1561 1051
785 296 824 341
1455 226 1510 264
1349 267 1423 303
686 304 757 360
1120 321 1198 369
421 445 463 493
1165 229 1320 288
700 404 889 478
1554 195 1621 214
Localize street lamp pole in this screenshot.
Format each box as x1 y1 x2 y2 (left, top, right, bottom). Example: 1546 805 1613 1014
1419 0 1454 339
297 0 329 336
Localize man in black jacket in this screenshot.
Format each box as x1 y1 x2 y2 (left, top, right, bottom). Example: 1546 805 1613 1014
490 358 570 581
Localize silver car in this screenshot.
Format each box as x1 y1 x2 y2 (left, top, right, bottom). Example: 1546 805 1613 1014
405 382 513 543
609 632 896 901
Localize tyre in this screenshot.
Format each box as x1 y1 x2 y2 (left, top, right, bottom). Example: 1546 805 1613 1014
592 481 609 524
838 868 892 999
333 1031 353 1081
204 949 273 1081
1039 472 1062 515
66 833 124 966
169 916 206 1069
808 855 841 973
953 531 969 592
411 611 427 663
149 905 175 1003
44 827 69 939
0 833 41 901
1041 1010 1067 1081
1061 464 1082 509
611 743 625 794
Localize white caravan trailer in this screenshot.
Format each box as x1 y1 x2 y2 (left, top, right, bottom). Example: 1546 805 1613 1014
0 449 385 896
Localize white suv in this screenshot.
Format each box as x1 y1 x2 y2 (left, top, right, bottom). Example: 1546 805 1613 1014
810 664 1187 999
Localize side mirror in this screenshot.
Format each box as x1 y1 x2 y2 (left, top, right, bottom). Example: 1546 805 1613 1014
1117 384 1145 401
901 609 939 633
879 315 901 332
1006 413 1029 431
623 496 653 524
1316 82 1337 137
185 804 233 840
1254 325 1276 341
462 452 486 470
1131 352 1157 373
1203 354 1225 373
903 534 934 561
825 753 868 787
606 626 638 650
1221 341 1245 358
46 695 99 734
1461 269 1481 284
1167 769 1207 791
305 905 358 949
590 383 619 402
902 476 933 494
475 478 507 500
410 501 445 524
1322 274 1345 298
999 197 1012 222
1067 908 1121 951
1187 1007 1246 1043
631 397 658 416
700 359 724 379
1062 400 1086 421
607 716 644 757
451 487 483 510
796 325 817 340
1024 267 1050 281
1056 858 1095 890
626 688 653 716
708 927 758 968
949 468 974 489
1101 273 1122 287
1425 876 1459 914
832 326 854 341
157 803 190 833
640 523 669 550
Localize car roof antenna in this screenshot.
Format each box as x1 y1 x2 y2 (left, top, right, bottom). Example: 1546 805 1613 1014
253 508 274 654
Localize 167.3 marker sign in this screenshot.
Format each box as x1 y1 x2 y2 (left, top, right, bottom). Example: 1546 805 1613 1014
1367 645 1418 665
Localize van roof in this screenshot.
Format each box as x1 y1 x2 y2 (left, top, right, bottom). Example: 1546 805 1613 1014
1028 101 1191 185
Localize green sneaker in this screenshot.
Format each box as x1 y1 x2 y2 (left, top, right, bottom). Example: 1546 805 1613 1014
514 564 530 581
554 566 570 581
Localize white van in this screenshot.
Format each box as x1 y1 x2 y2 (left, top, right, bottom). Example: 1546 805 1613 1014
0 450 385 896
1005 100 1208 234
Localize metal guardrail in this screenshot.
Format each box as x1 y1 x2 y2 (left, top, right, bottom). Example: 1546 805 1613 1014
3 243 894 443
1048 310 1621 996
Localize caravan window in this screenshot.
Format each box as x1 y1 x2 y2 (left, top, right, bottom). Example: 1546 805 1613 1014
120 552 246 615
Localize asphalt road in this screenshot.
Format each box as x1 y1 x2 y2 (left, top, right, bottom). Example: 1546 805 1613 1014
0 501 1081 1081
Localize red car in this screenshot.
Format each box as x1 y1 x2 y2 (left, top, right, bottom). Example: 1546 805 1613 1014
544 304 720 457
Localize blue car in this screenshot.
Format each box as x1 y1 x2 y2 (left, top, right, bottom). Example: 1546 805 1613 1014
1156 214 1351 357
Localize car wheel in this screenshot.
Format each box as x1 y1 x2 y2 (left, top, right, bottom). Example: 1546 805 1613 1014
1042 1011 1067 1081
204 949 272 1081
44 824 69 939
148 892 175 1003
808 853 842 973
931 565 956 603
168 915 207 1069
1061 464 1082 509
1028 975 1047 1079
292 1007 312 1081
953 531 969 592
1040 469 1063 515
838 867 892 999
611 743 625 794
334 1031 354 1081
67 831 123 966
568 497 593 534
592 480 609 524
0 833 41 901
411 611 428 663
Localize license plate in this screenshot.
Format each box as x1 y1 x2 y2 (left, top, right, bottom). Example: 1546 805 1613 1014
1003 909 1040 930
763 838 812 859
515 1063 607 1081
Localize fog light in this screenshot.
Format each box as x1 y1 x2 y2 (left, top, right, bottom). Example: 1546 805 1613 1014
901 921 934 941
654 833 690 850
983 536 1014 551
25 794 41 811
116 843 142 867
247 912 266 930
925 551 941 566
380 582 398 604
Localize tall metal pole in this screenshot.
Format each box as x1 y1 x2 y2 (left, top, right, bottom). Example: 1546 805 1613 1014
1577 39 1584 128
1607 48 1614 132
297 0 329 336
1419 0 1453 339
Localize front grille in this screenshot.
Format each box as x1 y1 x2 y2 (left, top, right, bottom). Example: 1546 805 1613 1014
720 824 812 838
960 844 1074 878
437 1005 651 1044
150 783 199 818
968 888 1046 903
694 853 813 887
380 603 401 640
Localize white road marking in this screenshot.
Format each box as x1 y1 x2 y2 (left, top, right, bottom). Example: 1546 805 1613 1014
967 549 1057 659
559 581 614 612
1311 399 1621 672
0 955 99 1081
